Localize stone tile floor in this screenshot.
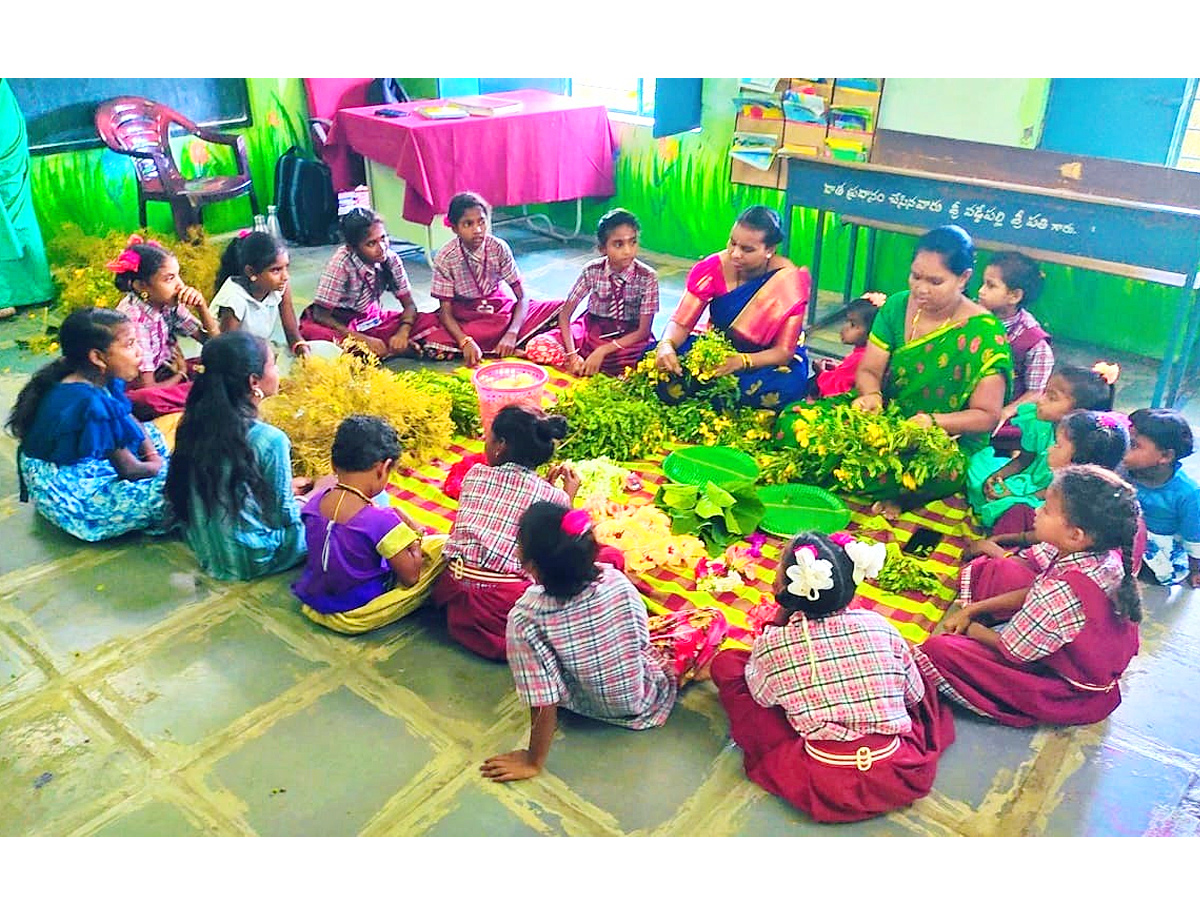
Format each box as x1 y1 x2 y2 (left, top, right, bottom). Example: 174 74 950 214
1 224 1199 837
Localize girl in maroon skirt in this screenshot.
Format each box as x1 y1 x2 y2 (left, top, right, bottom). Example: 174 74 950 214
545 208 658 378
712 531 955 823
917 465 1142 728
413 191 563 364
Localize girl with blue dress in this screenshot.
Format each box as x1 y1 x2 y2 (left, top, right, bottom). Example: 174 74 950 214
6 307 170 541
166 331 326 580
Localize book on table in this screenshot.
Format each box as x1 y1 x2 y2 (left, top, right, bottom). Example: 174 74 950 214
414 104 470 120
450 94 525 116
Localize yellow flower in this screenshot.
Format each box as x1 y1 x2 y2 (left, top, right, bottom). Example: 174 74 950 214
901 472 918 491
833 467 850 482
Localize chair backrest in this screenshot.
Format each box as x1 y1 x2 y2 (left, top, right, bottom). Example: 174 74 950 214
94 96 196 187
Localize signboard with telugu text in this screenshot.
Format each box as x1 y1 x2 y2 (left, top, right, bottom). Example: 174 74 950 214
784 156 1200 276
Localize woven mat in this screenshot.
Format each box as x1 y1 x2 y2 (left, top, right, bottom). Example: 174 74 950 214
385 367 980 648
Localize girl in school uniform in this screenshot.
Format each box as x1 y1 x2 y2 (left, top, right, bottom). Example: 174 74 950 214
7 307 170 541
481 501 727 782
293 414 447 634
298 207 421 360
918 465 1142 728
210 230 309 357
711 531 955 823
549 207 659 377
430 404 585 660
412 191 563 364
166 331 327 580
110 235 219 419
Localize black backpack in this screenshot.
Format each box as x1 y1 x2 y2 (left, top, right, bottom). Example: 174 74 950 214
273 146 337 246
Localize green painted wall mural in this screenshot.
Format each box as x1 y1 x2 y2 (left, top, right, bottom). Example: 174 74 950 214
25 78 310 240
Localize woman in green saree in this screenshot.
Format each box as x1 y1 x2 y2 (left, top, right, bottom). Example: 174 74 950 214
774 225 1011 508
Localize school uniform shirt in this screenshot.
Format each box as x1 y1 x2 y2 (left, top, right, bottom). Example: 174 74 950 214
1135 466 1200 554
506 564 677 728
211 278 283 343
430 235 520 301
313 245 411 315
998 308 1053 396
565 257 659 325
116 293 203 373
745 608 924 742
443 462 568 575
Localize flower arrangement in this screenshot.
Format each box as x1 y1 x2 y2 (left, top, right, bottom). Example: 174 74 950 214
756 400 965 496
567 457 636 504
262 341 455 478
583 498 706 574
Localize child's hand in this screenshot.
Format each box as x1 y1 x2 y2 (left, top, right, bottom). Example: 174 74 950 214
387 330 410 355
480 750 541 782
941 605 974 635
168 343 189 377
964 539 1007 561
568 353 586 377
176 285 206 309
496 329 519 359
546 462 581 499
582 348 607 377
351 333 389 359
815 358 837 373
461 337 482 367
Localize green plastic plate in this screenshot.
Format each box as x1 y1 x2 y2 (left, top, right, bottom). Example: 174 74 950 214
662 446 760 487
756 483 851 537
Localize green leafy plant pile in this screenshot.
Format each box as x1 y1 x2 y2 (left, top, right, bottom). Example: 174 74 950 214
655 479 765 556
754 399 965 496
874 543 943 595
45 223 223 317
394 368 481 437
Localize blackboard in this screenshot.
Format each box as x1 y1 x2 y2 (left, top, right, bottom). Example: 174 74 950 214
8 78 251 154
784 155 1200 277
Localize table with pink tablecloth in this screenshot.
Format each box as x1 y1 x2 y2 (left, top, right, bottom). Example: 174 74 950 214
327 89 617 226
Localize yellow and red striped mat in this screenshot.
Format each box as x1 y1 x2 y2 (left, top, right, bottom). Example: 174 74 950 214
385 367 980 648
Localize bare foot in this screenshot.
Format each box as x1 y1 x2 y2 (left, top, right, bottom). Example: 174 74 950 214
870 500 903 521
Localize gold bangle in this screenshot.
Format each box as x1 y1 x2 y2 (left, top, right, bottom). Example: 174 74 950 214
858 390 883 400
740 352 753 371
658 339 675 353
611 340 623 352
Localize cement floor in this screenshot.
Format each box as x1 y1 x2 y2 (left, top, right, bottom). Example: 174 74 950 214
1 226 1198 837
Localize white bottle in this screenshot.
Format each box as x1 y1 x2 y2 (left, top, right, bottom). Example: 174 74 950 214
253 214 267 233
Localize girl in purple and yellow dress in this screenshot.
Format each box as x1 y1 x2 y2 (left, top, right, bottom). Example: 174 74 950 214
412 191 563 364
654 205 811 409
293 415 446 634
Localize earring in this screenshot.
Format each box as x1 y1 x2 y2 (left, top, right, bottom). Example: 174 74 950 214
139 291 150 300
250 275 257 282
252 387 265 400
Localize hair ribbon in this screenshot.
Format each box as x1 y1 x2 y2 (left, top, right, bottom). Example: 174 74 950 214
105 248 141 274
562 508 592 538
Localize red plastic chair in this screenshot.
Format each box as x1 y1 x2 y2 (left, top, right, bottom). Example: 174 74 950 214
94 96 259 239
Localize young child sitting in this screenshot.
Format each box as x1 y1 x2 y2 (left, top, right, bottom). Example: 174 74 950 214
431 404 582 659
293 415 448 634
110 235 219 419
298 207 421 360
211 230 309 357
710 531 955 823
810 293 883 398
6 307 170 541
412 191 563 364
917 465 1142 728
166 331 325 580
549 208 659 377
480 502 726 783
966 363 1117 530
976 251 1054 439
1124 408 1200 587
960 410 1144 607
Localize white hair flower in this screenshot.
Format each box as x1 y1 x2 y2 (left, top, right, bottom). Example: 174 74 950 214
845 540 886 585
786 545 834 601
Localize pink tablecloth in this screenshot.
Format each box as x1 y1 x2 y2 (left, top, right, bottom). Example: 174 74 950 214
327 89 616 226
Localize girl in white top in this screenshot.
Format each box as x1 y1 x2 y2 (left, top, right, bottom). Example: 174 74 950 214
211 231 309 357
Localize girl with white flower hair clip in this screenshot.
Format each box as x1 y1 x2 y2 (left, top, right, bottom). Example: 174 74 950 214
708 530 956 823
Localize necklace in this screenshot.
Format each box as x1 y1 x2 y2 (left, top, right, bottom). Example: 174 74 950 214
909 297 963 342
334 482 375 505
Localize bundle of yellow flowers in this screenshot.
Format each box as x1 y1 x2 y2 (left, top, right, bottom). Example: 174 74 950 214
261 343 455 478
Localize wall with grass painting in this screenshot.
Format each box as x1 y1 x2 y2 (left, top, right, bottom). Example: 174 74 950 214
27 78 310 239
573 78 1182 360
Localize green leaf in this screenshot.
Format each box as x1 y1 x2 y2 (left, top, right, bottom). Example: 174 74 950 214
695 496 724 518
703 482 736 507
670 512 702 535
658 482 699 510
725 495 766 535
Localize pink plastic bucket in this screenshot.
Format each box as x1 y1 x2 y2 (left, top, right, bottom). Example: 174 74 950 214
470 361 550 437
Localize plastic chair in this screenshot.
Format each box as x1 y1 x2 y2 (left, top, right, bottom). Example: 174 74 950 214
94 96 259 239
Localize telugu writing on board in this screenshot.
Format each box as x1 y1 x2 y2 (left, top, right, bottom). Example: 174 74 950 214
784 157 1200 275
823 182 1080 235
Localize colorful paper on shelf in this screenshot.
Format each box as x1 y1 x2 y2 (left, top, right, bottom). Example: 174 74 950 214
739 77 784 93
733 96 784 119
782 91 827 124
730 131 779 171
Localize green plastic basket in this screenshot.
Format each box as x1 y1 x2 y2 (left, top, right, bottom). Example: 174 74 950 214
662 446 761 487
756 483 851 537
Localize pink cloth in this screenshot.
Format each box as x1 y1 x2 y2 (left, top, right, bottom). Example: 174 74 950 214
816 345 867 397
304 78 373 192
327 90 617 225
